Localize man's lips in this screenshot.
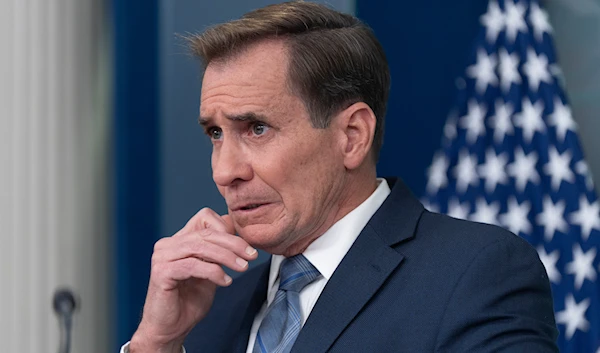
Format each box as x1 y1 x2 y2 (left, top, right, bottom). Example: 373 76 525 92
229 202 271 212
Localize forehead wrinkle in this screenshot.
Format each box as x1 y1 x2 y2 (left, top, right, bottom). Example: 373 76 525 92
201 77 284 99
202 80 285 103
202 55 287 89
201 82 288 120
202 87 280 104
206 39 290 79
200 94 279 119
201 51 290 101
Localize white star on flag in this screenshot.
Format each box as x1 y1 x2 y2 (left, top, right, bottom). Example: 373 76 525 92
569 196 600 241
536 196 568 241
489 100 515 144
514 98 545 144
544 147 575 191
470 198 500 225
548 97 577 143
566 244 597 290
498 49 521 93
478 148 509 193
459 100 487 144
426 152 449 194
504 0 527 43
500 197 532 235
453 149 479 193
480 0 505 43
556 295 591 340
507 148 540 192
576 161 596 192
529 2 553 42
523 48 552 92
447 198 470 220
537 246 561 284
466 49 498 94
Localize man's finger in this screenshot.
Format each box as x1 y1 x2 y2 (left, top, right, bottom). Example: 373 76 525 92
156 258 232 287
154 236 251 272
154 230 257 264
196 229 258 261
177 208 231 235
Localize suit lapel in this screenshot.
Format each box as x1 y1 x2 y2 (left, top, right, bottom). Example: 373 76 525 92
291 178 425 352
292 227 404 352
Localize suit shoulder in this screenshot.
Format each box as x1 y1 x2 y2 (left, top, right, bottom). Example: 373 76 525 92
414 210 540 262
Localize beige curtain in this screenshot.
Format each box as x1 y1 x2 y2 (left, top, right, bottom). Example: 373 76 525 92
0 0 112 351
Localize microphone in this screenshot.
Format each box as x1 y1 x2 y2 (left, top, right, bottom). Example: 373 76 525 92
53 288 78 353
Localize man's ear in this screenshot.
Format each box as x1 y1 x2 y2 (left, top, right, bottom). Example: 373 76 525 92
337 102 376 170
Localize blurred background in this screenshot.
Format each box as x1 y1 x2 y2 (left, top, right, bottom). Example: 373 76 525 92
1 0 599 352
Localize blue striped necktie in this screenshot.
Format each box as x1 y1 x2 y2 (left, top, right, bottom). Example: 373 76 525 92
253 254 321 353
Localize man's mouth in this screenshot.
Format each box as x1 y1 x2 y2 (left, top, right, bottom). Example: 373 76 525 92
231 202 271 212
241 203 264 211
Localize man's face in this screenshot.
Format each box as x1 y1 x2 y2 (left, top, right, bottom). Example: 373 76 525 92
199 40 347 255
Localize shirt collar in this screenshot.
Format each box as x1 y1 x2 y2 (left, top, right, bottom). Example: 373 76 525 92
267 178 391 290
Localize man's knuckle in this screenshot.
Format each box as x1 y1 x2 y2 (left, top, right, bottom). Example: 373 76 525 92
198 207 215 218
153 238 166 251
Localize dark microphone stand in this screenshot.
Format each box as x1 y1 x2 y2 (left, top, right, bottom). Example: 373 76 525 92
53 289 78 353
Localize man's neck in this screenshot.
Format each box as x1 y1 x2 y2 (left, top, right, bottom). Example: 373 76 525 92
279 172 379 257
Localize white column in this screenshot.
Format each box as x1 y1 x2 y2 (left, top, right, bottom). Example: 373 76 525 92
0 0 112 351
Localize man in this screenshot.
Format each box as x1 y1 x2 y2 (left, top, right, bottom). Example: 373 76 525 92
124 1 558 352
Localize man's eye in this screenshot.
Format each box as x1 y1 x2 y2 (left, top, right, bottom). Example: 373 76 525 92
209 127 222 140
252 122 269 136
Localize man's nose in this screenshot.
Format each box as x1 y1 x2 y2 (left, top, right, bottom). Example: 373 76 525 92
212 139 253 187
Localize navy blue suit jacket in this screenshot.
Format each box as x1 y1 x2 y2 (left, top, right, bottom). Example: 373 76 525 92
185 178 558 352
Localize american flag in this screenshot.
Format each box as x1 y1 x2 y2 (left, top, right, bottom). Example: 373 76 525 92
421 0 600 351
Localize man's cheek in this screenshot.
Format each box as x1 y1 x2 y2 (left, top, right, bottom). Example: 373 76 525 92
216 187 229 202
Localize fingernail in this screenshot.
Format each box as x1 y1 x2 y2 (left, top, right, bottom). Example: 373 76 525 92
246 246 257 256
236 257 248 268
224 275 232 284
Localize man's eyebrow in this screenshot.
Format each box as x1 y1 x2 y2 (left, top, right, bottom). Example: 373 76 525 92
225 112 268 122
198 116 211 126
198 112 268 126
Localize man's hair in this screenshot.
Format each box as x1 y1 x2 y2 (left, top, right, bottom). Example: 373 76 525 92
188 1 390 159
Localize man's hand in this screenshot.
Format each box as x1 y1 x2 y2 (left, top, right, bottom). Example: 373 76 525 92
129 208 258 353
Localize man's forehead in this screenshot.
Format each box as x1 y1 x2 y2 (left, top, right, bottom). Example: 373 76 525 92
202 39 289 87
199 41 293 119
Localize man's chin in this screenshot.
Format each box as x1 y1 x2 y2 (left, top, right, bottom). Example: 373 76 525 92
236 225 288 254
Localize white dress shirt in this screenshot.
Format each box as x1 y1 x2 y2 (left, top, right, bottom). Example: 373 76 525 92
121 179 390 353
245 178 390 352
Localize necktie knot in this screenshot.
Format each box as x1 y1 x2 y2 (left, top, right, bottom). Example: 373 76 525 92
252 254 320 353
278 254 321 293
